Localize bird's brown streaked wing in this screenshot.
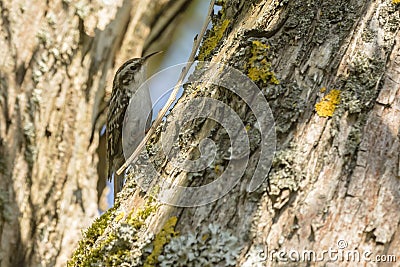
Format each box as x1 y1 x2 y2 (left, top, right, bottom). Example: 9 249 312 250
106 89 130 181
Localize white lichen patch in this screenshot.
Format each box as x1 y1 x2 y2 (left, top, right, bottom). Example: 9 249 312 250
158 224 242 266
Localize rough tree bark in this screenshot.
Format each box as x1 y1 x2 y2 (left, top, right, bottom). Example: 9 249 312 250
67 0 400 266
0 0 190 266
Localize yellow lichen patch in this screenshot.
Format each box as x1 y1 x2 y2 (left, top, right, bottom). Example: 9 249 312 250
392 0 400 5
315 89 341 117
115 211 125 222
320 87 327 93
144 216 179 267
251 40 269 51
247 40 279 85
198 19 230 61
201 233 209 241
214 164 223 176
126 197 158 229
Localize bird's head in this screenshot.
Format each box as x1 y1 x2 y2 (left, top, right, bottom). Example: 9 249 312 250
113 51 162 90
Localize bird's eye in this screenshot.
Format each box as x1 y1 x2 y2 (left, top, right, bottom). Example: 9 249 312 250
130 65 137 71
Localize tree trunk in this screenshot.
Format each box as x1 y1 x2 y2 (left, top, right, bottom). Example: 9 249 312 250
0 0 190 266
70 0 399 266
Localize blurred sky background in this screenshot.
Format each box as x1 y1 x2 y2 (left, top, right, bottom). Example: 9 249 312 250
149 0 211 118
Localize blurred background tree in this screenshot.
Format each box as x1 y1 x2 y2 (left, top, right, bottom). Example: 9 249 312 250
1 0 400 266
0 0 197 265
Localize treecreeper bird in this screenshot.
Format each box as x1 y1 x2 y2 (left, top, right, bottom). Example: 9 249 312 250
107 51 160 202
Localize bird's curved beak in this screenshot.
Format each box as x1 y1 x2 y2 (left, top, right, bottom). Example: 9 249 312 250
142 51 163 61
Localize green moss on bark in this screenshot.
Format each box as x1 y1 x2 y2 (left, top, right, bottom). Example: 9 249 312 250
68 197 160 266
